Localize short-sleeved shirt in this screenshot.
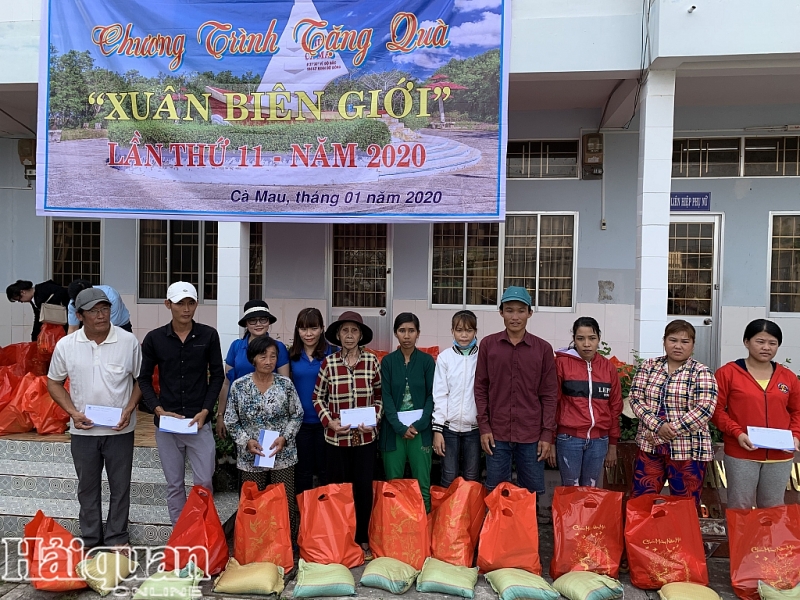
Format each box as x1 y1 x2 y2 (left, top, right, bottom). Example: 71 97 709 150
290 344 336 424
67 285 131 327
226 334 289 385
48 325 142 436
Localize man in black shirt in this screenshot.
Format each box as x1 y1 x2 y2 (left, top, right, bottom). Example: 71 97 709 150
138 281 225 524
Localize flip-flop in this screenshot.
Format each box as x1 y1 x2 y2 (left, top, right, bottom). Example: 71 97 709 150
361 546 374 561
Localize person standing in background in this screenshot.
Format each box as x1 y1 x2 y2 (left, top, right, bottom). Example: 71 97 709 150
289 307 336 497
67 279 132 333
138 281 225 524
6 279 70 341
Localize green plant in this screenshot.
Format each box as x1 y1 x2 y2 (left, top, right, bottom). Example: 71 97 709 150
107 119 391 153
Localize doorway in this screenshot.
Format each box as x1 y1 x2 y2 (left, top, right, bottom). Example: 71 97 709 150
667 215 723 369
329 224 393 350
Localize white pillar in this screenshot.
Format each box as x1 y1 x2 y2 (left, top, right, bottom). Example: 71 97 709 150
216 222 249 357
634 70 675 359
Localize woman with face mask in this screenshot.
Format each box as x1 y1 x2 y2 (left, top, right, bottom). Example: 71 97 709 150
547 316 622 487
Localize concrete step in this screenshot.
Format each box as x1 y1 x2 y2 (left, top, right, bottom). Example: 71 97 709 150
0 439 163 469
379 133 482 179
0 459 192 505
0 492 239 546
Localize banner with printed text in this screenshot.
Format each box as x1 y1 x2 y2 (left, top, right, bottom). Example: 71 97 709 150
37 0 509 222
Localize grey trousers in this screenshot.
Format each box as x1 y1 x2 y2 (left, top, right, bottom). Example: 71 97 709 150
156 423 216 524
71 432 134 548
724 453 793 510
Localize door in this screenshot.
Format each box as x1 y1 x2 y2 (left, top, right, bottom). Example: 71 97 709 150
667 215 722 369
329 224 393 350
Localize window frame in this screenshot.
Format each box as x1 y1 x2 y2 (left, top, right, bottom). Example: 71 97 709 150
46 217 104 287
506 138 581 180
135 219 218 304
428 211 579 312
767 211 800 318
671 134 800 179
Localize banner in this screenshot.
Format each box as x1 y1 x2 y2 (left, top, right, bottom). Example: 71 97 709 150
37 0 509 222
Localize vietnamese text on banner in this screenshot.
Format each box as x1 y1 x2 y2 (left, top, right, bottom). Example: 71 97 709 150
37 0 509 223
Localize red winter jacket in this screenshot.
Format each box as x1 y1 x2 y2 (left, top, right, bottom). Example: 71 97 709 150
712 360 800 461
555 349 623 444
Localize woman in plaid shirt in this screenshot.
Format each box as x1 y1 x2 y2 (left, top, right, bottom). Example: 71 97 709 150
629 319 718 506
312 311 382 559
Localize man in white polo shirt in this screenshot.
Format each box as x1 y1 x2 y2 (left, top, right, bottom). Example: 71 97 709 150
47 288 142 551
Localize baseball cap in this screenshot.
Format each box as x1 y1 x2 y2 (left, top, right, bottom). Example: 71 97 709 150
75 288 110 311
500 285 532 307
166 281 198 303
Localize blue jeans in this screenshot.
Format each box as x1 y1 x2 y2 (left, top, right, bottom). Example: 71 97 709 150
485 441 545 495
556 433 608 487
440 427 481 489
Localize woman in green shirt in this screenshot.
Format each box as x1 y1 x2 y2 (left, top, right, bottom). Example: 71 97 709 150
379 312 436 511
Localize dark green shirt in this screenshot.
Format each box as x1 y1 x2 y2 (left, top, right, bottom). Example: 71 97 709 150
379 348 435 452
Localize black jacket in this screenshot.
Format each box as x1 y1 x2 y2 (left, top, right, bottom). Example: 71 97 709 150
31 280 70 341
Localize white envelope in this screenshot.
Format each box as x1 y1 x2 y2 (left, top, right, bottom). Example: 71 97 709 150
84 405 122 427
340 407 377 429
159 416 198 435
398 409 423 427
748 426 795 452
254 429 280 468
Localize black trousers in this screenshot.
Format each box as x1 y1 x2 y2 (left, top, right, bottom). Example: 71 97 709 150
326 442 376 544
71 432 134 548
295 423 328 497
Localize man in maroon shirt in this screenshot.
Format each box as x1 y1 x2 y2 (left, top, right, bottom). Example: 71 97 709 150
474 286 558 494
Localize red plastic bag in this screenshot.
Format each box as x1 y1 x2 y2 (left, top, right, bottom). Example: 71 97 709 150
550 486 624 579
26 375 69 434
0 342 43 376
728 505 800 600
297 483 364 568
625 494 708 589
163 486 228 576
234 481 293 572
429 477 486 567
0 366 21 413
477 482 540 574
23 510 87 591
0 372 39 434
418 346 440 361
37 323 66 359
370 479 430 570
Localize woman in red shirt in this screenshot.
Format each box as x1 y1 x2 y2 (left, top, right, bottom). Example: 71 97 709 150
712 319 800 509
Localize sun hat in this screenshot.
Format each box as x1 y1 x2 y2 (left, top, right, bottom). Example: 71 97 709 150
166 281 198 303
325 311 373 347
238 299 277 327
75 288 110 312
500 285 532 307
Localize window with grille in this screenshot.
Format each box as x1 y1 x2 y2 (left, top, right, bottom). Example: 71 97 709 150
745 137 800 177
432 214 576 309
507 140 579 179
332 224 387 308
51 220 101 286
672 138 741 177
138 220 218 301
249 222 264 300
432 223 499 305
668 222 715 316
770 215 800 313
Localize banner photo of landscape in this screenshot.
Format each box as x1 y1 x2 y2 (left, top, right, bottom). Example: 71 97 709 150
37 0 509 222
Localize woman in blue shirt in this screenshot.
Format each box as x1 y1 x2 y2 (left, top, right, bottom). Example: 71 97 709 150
215 300 290 438
289 307 336 496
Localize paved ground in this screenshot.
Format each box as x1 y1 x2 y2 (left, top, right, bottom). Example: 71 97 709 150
0 524 738 599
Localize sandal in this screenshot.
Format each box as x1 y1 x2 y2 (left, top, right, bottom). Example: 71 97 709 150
361 544 373 561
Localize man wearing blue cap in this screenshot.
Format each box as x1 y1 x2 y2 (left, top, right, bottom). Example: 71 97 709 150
474 286 558 496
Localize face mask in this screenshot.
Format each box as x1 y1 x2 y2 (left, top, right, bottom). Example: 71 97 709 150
454 338 477 350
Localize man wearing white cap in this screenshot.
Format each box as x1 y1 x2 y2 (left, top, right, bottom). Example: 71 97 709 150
138 282 225 524
46 288 142 551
